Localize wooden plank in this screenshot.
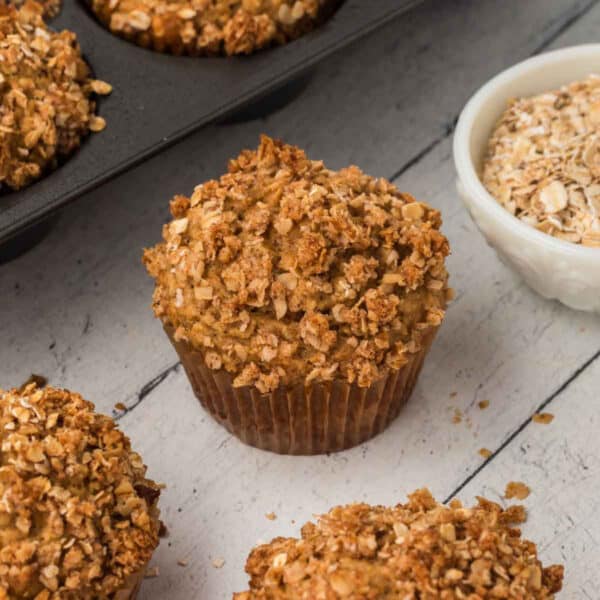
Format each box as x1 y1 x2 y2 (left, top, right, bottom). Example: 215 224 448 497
451 357 600 598
1 0 595 416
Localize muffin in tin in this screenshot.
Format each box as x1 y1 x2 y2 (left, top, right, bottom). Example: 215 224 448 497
0 1 110 192
9 0 62 18
144 135 450 454
88 0 340 56
0 383 161 599
234 488 564 598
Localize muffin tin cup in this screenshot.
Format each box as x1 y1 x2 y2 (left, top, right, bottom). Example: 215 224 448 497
165 324 439 455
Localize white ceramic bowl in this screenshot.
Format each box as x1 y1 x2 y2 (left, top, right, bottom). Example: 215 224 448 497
454 44 600 312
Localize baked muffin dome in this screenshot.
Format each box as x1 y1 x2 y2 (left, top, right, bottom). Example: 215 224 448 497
9 0 61 18
88 0 338 56
0 1 110 192
0 383 161 599
234 489 564 599
144 136 450 394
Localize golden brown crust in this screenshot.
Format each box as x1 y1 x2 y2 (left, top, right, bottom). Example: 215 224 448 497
143 136 450 393
9 0 61 18
234 489 564 599
0 1 111 192
88 0 338 56
0 384 160 599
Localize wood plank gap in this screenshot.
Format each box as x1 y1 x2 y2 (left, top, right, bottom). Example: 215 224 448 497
532 0 600 54
390 0 598 185
115 360 181 420
444 345 600 504
389 124 455 183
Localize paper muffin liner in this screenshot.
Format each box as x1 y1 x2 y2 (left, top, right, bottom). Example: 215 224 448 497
114 568 146 600
165 325 439 455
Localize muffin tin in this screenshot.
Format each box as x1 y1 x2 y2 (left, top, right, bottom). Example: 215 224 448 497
0 0 420 244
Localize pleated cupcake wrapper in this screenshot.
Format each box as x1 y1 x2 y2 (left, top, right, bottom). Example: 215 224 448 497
113 567 146 600
165 325 438 455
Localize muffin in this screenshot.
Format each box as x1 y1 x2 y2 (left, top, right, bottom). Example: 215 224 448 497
88 0 340 56
144 135 450 454
0 1 111 192
234 488 564 599
0 383 161 599
9 0 61 18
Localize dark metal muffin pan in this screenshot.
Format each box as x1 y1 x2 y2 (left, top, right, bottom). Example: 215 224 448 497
0 0 420 243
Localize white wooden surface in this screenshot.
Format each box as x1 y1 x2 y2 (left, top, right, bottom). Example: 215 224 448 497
2 0 600 597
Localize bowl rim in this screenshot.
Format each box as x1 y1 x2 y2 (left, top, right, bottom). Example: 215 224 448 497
453 43 600 260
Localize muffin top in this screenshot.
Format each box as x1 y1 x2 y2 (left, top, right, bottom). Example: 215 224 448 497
9 0 61 18
0 384 160 599
89 0 335 56
144 136 450 393
0 1 110 192
234 488 564 599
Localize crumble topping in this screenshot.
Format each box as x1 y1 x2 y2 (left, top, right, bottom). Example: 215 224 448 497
532 413 554 425
89 0 337 56
505 482 531 501
482 75 600 246
0 384 160 599
9 0 61 18
234 488 564 599
144 136 450 393
0 1 111 192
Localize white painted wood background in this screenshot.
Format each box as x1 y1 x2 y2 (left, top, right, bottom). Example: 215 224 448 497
2 0 600 597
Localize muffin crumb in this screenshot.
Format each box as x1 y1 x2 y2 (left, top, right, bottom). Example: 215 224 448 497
505 481 531 500
479 447 492 458
532 412 555 425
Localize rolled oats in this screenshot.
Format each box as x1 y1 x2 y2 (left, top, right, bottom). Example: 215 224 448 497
89 0 338 56
144 136 450 393
482 75 600 246
0 384 161 599
234 488 564 599
0 1 111 192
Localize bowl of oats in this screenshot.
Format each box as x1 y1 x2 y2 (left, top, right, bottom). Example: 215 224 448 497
454 44 600 312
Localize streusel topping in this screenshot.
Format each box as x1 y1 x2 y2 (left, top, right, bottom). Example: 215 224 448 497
234 488 564 599
482 75 600 247
9 0 61 18
144 136 450 393
89 0 337 56
0 384 160 599
0 1 111 192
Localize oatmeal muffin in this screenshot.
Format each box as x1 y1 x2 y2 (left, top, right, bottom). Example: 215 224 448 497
9 0 61 18
0 1 111 192
234 488 564 599
144 136 450 454
0 383 161 599
88 0 340 56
